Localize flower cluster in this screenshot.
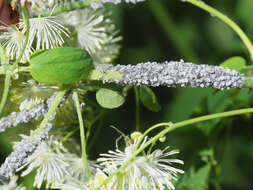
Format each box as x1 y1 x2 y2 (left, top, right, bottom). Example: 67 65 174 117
96 137 184 190
4 134 183 190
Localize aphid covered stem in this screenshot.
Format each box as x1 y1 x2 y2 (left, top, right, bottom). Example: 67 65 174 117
94 60 246 90
0 90 66 180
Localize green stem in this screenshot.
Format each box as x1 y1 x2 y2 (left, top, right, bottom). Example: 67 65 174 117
73 91 90 180
134 87 141 131
0 70 11 114
36 90 66 135
0 6 30 115
96 107 253 189
185 0 253 61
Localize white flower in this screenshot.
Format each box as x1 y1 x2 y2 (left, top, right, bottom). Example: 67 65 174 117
20 16 69 50
91 23 122 64
18 136 69 188
52 176 89 190
61 8 121 63
139 147 184 190
0 25 33 62
98 137 184 190
88 169 117 190
62 8 107 53
0 176 26 190
65 154 99 181
52 154 100 190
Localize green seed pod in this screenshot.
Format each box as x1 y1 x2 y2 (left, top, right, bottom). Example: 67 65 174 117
30 47 94 84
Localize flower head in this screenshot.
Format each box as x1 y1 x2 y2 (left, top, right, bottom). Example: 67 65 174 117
19 136 69 188
61 8 121 63
97 137 184 190
20 16 69 50
0 25 33 62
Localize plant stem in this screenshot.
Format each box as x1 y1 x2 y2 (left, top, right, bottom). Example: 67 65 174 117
36 90 66 135
96 107 253 189
0 70 11 114
134 87 141 131
73 91 90 180
185 0 253 61
0 6 30 114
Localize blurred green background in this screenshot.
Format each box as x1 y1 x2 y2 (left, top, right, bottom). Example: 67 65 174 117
2 0 253 189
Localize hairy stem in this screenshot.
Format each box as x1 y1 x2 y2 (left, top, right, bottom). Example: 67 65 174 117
73 91 90 180
36 90 66 135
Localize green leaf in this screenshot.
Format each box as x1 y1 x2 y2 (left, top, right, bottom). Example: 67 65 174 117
163 88 213 122
139 86 161 112
177 165 209 190
220 56 246 71
96 88 125 109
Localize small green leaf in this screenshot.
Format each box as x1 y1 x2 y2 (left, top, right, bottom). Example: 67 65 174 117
96 88 125 109
139 86 161 112
220 56 246 71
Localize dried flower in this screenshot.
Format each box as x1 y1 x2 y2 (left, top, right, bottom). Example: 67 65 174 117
96 60 245 90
